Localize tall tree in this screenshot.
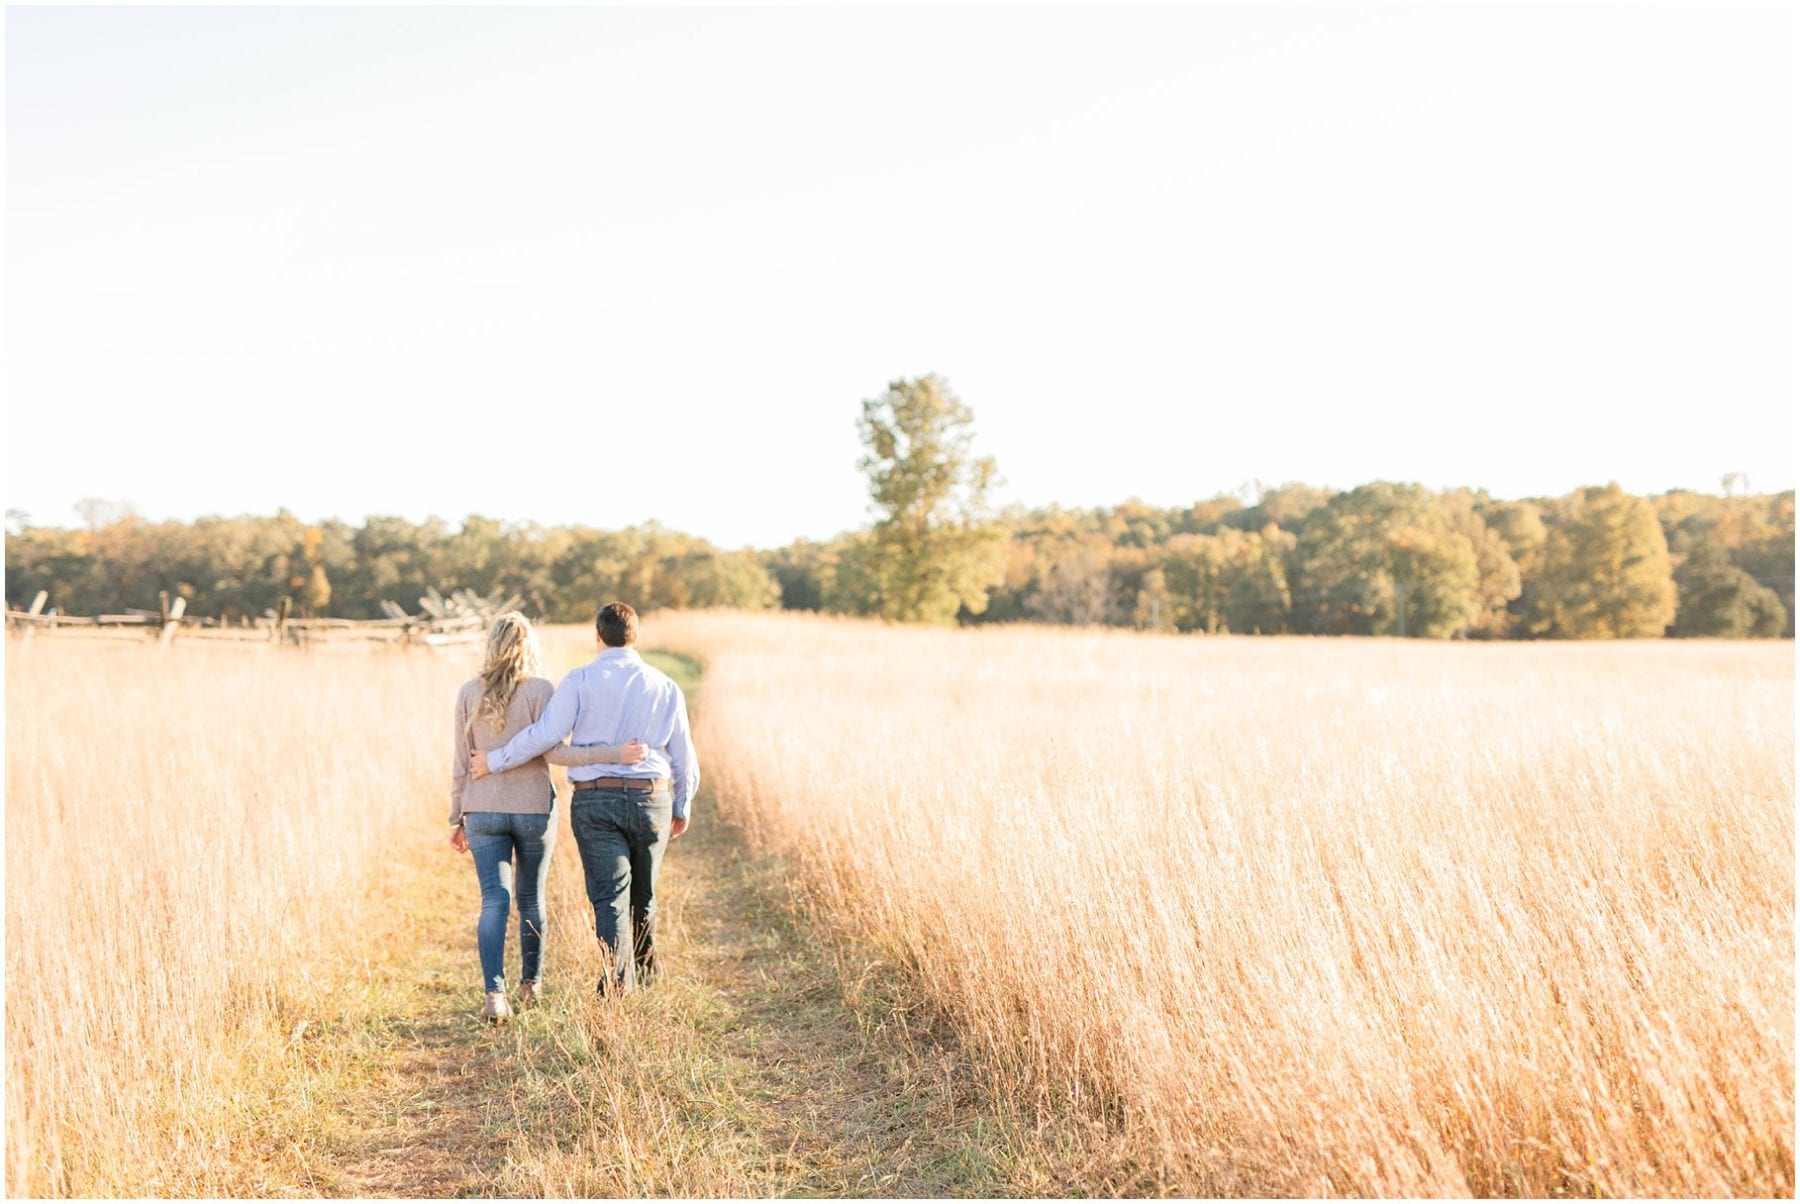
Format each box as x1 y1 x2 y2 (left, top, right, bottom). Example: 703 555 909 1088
1672 542 1787 637
1154 527 1293 634
1531 483 1677 638
1289 483 1482 638
1441 490 1523 638
1731 491 1796 637
1222 525 1295 634
838 375 1006 624
1655 489 1797 639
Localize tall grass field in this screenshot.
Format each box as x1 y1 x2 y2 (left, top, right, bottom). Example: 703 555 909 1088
654 612 1794 1196
4 617 1791 1196
4 641 467 1196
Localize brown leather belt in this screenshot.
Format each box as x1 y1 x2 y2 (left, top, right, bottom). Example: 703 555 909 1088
572 777 669 792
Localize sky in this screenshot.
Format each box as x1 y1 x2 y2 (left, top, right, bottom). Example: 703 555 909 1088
5 4 1794 550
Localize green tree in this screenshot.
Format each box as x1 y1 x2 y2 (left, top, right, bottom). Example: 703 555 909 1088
834 375 1006 624
4 523 93 613
1672 542 1787 637
1531 483 1676 638
817 531 882 617
1290 484 1482 638
676 546 780 610
1098 499 1172 549
974 533 1041 624
1481 500 1548 574
1159 534 1232 633
1148 526 1293 634
1731 491 1796 637
1226 483 1332 534
764 539 831 611
1175 494 1244 535
1654 489 1795 639
1479 499 1548 632
343 515 451 617
1222 525 1295 634
1441 490 1523 638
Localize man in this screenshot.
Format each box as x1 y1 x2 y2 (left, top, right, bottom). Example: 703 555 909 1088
471 601 698 994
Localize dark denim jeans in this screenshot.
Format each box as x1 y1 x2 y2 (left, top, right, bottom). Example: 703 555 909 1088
464 806 555 993
569 784 673 993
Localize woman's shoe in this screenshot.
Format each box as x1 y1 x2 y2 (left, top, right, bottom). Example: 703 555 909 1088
518 980 542 1010
482 991 512 1023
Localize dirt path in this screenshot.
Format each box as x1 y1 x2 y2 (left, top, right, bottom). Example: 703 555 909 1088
265 841 531 1198
633 807 1008 1196
274 661 1011 1197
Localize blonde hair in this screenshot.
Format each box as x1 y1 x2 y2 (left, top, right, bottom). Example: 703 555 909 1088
469 612 542 736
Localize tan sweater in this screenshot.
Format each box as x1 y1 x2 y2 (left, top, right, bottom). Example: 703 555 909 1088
450 676 626 824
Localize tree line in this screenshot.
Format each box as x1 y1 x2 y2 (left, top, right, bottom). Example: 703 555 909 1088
762 480 1792 640
4 512 777 624
768 377 1793 639
5 377 1792 639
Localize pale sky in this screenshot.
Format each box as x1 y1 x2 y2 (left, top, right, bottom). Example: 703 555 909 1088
5 5 1794 550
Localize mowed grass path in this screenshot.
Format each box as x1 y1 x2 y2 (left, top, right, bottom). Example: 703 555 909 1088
263 653 1012 1198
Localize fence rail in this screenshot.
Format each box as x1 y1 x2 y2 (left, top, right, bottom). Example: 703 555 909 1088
5 588 519 652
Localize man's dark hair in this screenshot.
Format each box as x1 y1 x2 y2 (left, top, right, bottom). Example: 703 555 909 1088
596 602 638 647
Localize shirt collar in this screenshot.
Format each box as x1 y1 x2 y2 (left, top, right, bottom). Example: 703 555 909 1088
595 646 642 664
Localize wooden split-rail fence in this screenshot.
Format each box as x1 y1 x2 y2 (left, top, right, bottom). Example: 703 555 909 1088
5 588 522 652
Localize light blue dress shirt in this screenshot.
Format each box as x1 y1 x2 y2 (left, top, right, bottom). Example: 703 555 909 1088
485 647 700 819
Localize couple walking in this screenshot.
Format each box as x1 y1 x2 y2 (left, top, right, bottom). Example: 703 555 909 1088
447 601 698 1021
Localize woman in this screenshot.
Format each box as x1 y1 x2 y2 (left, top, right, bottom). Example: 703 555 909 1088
451 612 646 1022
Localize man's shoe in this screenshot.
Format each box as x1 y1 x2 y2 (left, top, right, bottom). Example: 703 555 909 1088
518 979 542 1010
483 991 512 1023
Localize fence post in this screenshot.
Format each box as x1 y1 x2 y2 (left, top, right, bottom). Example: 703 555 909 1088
159 597 186 652
18 590 48 645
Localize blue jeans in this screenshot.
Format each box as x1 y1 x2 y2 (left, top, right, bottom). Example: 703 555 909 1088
569 785 672 993
464 807 555 993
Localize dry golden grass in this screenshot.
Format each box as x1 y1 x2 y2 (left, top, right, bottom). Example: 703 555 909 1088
5 631 1008 1198
7 619 1792 1198
652 611 1795 1196
4 640 468 1196
493 632 1012 1197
